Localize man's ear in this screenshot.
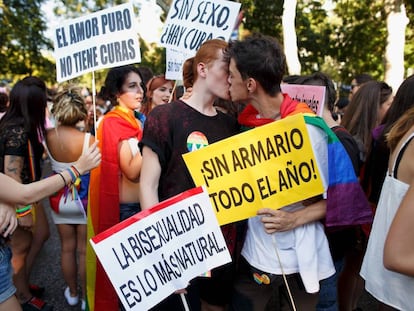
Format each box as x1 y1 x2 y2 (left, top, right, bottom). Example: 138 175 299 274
247 78 257 93
197 62 207 78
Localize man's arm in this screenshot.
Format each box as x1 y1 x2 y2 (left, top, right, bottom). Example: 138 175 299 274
139 146 162 210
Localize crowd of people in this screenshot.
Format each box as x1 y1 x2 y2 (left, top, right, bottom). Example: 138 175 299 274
0 32 413 311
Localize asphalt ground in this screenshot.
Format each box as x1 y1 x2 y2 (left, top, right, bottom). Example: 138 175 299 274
29 160 378 311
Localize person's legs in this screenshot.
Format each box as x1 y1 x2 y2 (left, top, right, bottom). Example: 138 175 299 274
199 263 235 311
76 224 87 301
0 245 20 311
279 274 319 311
338 246 365 311
317 258 343 311
57 224 78 298
10 227 32 303
0 296 22 311
25 203 50 276
229 259 273 311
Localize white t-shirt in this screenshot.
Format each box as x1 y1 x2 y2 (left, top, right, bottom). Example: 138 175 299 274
241 124 334 293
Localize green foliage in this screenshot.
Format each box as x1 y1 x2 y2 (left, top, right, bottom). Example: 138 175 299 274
331 0 388 82
0 0 55 83
239 0 413 84
1 0 413 88
240 0 283 36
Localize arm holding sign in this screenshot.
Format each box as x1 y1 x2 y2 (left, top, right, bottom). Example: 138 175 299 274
258 197 326 234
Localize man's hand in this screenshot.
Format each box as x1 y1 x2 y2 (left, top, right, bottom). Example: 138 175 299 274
257 208 297 234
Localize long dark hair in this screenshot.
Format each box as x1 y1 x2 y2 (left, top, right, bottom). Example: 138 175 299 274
99 65 146 108
0 76 47 137
0 76 47 181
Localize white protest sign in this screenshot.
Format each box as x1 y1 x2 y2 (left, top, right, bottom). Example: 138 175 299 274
53 2 141 82
90 186 231 311
165 49 192 80
159 0 241 55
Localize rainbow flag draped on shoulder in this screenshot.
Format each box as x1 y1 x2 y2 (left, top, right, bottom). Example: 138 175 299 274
86 107 142 311
238 94 372 227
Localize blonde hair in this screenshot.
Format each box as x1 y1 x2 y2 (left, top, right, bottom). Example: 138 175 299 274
52 84 87 126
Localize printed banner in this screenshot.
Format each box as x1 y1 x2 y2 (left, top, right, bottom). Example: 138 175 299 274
159 0 241 55
53 2 141 82
183 114 325 225
90 186 231 310
281 84 326 116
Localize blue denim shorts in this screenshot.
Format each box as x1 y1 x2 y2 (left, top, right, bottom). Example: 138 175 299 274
0 245 16 303
119 202 141 222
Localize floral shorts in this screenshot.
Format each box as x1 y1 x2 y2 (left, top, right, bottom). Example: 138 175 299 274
0 245 15 303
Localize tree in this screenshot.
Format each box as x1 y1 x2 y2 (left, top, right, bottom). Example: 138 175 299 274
0 0 55 83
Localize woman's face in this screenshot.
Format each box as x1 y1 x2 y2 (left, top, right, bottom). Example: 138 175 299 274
118 72 144 111
151 81 174 107
378 94 393 125
205 50 230 100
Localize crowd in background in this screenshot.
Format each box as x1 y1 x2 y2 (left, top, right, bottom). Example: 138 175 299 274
0 32 413 311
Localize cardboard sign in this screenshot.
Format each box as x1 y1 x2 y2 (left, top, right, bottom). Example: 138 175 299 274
183 114 325 225
90 186 231 310
53 2 141 82
159 0 241 55
281 84 326 116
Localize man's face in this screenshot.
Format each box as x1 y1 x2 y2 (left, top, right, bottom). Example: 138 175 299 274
228 58 249 102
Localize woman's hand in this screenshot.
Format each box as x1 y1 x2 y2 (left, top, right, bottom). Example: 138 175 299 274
0 204 18 237
74 141 101 175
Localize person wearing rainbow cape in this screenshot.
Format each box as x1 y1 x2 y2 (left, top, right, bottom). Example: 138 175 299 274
224 34 372 311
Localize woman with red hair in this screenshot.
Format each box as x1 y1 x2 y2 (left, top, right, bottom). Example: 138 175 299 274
140 75 174 116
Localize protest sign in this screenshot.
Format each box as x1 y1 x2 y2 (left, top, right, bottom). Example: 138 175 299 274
183 114 325 225
165 49 192 80
53 2 141 82
159 0 241 55
281 84 326 116
90 186 231 310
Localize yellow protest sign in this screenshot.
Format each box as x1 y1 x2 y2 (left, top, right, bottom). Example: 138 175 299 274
183 114 324 225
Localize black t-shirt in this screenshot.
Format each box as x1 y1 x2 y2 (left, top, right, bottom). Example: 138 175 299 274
141 100 240 201
0 122 44 183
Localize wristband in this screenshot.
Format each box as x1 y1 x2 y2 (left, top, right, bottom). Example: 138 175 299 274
57 172 67 186
16 205 32 214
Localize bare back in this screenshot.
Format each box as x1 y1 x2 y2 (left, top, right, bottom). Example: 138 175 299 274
46 126 94 162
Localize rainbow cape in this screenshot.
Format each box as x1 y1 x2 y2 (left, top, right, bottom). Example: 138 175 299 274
86 107 142 311
238 95 372 227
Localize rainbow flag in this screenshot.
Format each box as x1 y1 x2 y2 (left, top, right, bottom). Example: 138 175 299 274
86 107 142 311
238 95 372 227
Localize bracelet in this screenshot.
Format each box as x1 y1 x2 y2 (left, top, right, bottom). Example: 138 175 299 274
16 206 32 218
72 165 81 176
66 166 81 185
17 210 32 218
57 172 67 186
67 168 77 183
16 205 32 214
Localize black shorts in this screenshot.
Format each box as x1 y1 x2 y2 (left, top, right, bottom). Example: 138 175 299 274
198 262 236 306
